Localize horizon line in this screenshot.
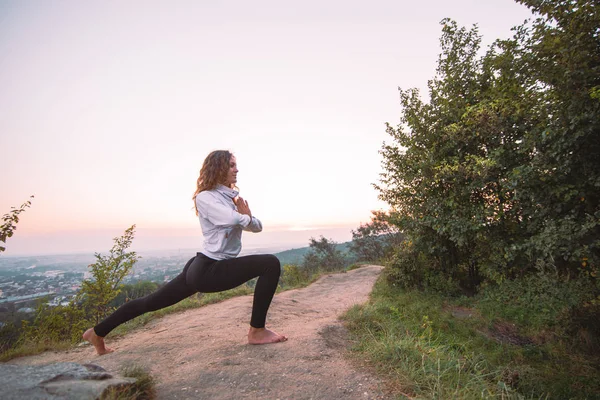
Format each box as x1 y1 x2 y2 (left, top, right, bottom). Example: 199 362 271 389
0 242 338 259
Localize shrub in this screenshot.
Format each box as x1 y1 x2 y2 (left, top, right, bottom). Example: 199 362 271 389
279 264 310 288
302 236 347 273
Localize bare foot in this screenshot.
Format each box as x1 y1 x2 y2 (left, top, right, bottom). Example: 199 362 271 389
247 327 288 345
82 328 114 355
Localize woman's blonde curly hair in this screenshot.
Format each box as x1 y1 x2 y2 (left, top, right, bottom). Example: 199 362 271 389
192 150 233 216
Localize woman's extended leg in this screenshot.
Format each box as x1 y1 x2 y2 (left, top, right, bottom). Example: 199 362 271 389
83 256 198 354
186 253 286 344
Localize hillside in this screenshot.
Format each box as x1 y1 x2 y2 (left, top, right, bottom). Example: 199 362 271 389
274 241 353 266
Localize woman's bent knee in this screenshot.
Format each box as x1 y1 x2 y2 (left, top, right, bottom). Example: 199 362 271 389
264 254 281 276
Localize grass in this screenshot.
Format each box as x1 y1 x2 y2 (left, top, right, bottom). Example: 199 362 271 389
341 275 600 400
101 364 156 400
0 339 73 362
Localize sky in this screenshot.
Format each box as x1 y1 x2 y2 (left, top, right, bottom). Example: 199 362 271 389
0 0 533 256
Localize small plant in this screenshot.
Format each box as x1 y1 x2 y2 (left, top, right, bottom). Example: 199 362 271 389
0 195 33 253
101 364 156 400
280 264 310 288
79 225 140 324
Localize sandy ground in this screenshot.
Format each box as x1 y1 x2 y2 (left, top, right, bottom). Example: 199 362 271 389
10 265 391 399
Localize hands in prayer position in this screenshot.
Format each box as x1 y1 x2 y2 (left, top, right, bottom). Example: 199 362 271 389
235 196 252 218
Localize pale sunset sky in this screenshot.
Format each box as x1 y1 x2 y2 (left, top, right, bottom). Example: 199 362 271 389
0 0 533 256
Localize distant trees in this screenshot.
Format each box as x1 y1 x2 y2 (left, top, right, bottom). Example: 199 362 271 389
377 1 599 296
350 211 404 262
302 236 347 273
278 237 353 288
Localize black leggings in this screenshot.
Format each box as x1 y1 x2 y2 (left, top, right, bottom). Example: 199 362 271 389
93 253 281 337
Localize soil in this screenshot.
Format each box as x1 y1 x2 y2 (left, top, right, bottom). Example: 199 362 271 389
11 265 393 399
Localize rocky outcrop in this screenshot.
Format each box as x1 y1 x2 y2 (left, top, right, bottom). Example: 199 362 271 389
0 362 136 400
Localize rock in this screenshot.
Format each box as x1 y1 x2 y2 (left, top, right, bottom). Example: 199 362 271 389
0 362 137 400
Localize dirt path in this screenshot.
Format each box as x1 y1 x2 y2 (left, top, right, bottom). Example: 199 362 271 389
11 265 389 399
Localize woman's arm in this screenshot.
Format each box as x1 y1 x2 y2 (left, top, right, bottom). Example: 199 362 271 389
197 193 251 227
236 197 263 233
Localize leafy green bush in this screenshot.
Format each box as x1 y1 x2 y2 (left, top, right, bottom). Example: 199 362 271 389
377 1 599 303
385 241 463 295
79 225 140 324
279 264 310 288
302 236 347 273
20 303 88 344
0 322 20 354
479 271 594 329
477 262 600 352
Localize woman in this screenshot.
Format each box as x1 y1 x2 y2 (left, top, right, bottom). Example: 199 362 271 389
83 150 287 355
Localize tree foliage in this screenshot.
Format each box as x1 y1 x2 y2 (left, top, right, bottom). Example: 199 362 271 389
78 225 140 324
350 210 405 262
302 236 346 272
20 302 88 344
0 196 34 253
378 0 599 293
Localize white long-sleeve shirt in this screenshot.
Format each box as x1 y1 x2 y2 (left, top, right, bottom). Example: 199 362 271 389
195 184 262 260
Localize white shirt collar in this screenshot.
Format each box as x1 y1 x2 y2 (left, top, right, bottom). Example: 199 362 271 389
215 184 239 199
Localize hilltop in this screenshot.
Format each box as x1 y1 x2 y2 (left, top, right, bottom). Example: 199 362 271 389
10 265 390 399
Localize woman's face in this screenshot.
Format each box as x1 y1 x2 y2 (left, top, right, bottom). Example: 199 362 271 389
223 155 238 187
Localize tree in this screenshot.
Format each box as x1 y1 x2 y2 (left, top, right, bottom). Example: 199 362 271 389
508 0 600 273
1 196 34 253
350 211 404 262
302 236 346 272
13 225 140 348
78 225 140 324
378 0 599 291
377 19 501 290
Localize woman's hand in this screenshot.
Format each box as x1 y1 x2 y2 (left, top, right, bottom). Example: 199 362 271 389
234 196 252 218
